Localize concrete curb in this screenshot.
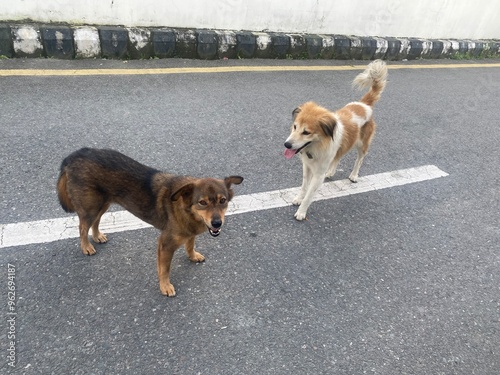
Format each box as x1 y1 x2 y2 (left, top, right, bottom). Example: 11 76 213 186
1 23 499 60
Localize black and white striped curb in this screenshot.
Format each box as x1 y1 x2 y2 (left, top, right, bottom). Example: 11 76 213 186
1 24 499 60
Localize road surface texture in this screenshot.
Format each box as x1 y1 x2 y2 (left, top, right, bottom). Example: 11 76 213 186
0 58 499 374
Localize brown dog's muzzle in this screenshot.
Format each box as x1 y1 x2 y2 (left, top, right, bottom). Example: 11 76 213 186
208 215 223 237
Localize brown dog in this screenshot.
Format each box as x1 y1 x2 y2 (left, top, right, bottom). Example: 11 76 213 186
57 148 243 296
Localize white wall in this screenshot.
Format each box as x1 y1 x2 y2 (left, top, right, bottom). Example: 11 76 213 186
1 0 499 39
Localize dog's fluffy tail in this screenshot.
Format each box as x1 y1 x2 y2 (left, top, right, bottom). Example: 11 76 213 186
57 167 75 213
353 60 388 107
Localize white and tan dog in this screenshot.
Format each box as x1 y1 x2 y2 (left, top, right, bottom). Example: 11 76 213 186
284 60 388 220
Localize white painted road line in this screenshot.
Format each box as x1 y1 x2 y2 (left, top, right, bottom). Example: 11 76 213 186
0 165 448 249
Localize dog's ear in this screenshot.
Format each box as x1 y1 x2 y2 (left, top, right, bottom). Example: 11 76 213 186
224 176 243 201
320 115 336 139
292 107 301 119
171 183 195 201
224 176 244 187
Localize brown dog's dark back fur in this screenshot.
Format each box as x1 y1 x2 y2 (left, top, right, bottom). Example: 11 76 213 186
57 148 164 225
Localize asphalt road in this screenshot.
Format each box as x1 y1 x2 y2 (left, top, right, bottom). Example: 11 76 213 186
0 58 499 374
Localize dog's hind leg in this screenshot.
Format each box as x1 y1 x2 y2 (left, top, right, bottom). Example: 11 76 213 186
77 212 98 255
349 120 375 182
91 202 111 244
349 146 366 183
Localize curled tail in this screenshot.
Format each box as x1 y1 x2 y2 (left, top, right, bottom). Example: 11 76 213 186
57 167 75 213
352 60 388 106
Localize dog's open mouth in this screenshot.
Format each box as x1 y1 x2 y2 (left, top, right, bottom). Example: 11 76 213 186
284 148 296 159
208 227 221 237
284 142 311 159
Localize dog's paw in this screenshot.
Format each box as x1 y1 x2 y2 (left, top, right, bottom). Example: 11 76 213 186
189 251 205 263
292 196 303 206
294 210 307 221
160 282 176 297
82 244 97 256
92 232 108 243
348 174 358 183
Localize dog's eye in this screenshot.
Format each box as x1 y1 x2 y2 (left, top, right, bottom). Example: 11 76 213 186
198 200 208 206
293 124 297 130
302 130 310 135
219 197 227 204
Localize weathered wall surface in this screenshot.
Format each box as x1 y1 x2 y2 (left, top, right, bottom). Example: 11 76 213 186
1 0 499 40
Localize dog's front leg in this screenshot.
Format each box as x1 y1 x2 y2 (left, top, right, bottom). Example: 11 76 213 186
157 233 182 297
294 174 324 221
185 236 205 263
293 164 311 206
325 158 340 179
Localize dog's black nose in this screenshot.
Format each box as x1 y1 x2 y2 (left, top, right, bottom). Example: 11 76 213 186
211 218 222 229
284 142 292 149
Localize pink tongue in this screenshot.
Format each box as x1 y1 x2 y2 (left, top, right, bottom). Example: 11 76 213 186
284 149 296 159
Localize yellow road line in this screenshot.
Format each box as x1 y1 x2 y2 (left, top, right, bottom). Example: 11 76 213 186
0 63 499 77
